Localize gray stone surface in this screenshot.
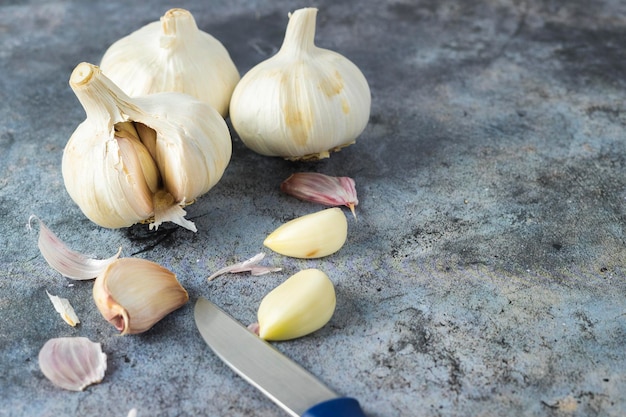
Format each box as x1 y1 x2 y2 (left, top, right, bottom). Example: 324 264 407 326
1 0 625 416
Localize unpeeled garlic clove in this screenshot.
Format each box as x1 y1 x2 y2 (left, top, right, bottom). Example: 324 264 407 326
93 258 189 335
229 7 371 160
256 268 336 341
100 8 240 117
281 172 358 218
263 208 347 258
38 337 107 391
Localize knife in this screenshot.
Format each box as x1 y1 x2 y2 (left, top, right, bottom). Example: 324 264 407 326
194 297 367 417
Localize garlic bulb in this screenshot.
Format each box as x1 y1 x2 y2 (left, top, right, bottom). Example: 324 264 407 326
256 269 336 341
93 258 189 335
229 7 371 160
100 8 240 117
264 207 348 258
38 337 107 391
62 62 232 232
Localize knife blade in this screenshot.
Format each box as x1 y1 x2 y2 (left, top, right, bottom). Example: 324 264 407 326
194 297 367 417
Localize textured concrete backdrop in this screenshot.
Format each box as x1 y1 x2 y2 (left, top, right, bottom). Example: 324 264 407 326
1 1 625 416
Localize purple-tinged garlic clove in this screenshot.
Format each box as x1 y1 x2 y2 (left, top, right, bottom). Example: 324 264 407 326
280 172 358 218
38 337 107 391
93 258 189 335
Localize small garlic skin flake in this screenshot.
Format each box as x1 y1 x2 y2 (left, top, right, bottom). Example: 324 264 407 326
256 268 336 341
46 290 80 327
38 337 107 391
29 215 121 280
93 258 189 335
208 253 282 281
100 8 240 118
264 208 348 259
281 172 358 218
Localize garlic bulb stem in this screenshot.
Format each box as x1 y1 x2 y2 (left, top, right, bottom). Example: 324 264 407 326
160 8 196 48
281 8 317 54
70 63 129 130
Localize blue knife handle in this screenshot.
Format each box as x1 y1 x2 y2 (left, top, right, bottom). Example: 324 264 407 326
302 397 366 417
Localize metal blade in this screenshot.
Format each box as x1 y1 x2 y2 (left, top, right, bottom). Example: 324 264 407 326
194 297 338 417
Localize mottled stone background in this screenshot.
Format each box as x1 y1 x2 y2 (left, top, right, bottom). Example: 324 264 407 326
1 1 625 416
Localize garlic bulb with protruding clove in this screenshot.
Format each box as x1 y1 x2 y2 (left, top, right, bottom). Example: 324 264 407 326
255 268 336 341
264 207 348 258
62 62 232 232
100 8 240 117
38 337 107 391
229 7 371 160
93 257 189 335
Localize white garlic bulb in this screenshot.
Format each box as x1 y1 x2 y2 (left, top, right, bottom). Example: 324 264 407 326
62 62 232 232
256 268 336 341
100 8 240 117
229 7 371 160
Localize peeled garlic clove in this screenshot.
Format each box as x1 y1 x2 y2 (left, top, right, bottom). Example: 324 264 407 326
257 268 336 341
281 172 358 218
38 337 107 391
264 208 347 258
62 62 232 231
100 8 240 117
93 258 189 335
229 7 371 160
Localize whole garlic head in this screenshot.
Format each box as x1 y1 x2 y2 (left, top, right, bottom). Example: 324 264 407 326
62 62 232 232
229 7 371 160
100 8 240 117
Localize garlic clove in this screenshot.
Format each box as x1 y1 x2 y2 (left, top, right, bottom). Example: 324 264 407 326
281 172 359 218
38 337 107 391
263 207 348 258
93 258 189 335
256 268 336 341
229 7 371 160
100 8 240 118
63 62 232 231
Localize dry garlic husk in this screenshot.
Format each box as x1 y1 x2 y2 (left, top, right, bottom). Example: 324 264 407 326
29 215 121 280
93 258 189 335
46 290 80 327
256 269 336 341
264 207 347 258
38 337 107 391
229 7 371 160
100 8 240 117
62 63 232 232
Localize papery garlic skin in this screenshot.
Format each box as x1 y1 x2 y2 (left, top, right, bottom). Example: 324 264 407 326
264 207 348 258
38 337 107 391
93 258 189 335
100 8 240 117
62 62 232 231
229 7 371 160
257 269 336 341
